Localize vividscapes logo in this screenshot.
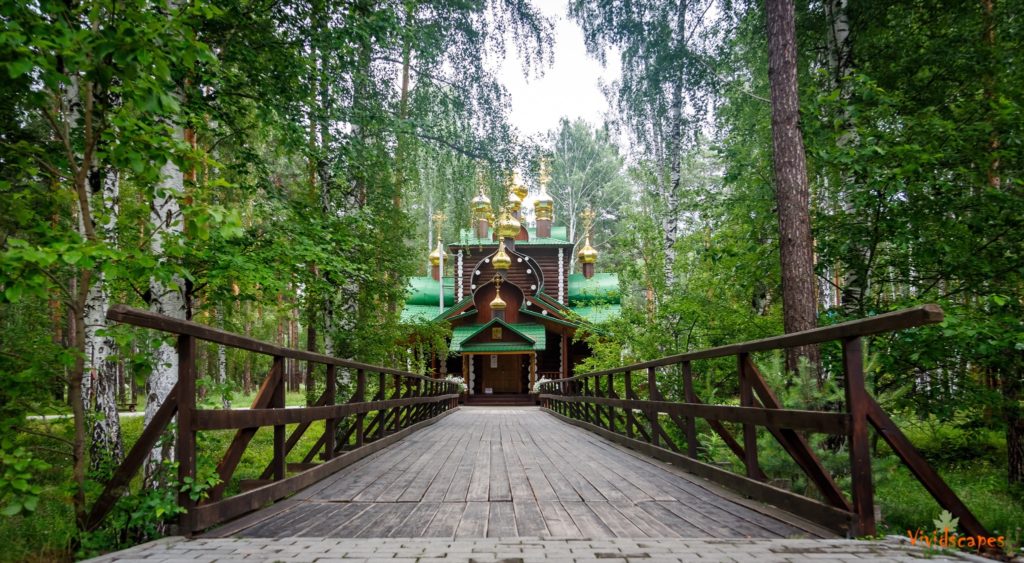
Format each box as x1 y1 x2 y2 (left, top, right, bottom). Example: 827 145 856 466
906 510 1005 551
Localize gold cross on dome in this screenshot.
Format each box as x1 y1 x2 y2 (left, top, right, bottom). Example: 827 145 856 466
582 206 596 235
539 157 551 186
432 211 446 241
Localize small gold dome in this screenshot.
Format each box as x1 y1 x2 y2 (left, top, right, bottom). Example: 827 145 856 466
578 236 598 264
495 209 521 239
471 187 491 217
507 188 522 214
492 239 511 270
490 286 507 310
534 184 554 221
512 172 529 202
429 242 443 266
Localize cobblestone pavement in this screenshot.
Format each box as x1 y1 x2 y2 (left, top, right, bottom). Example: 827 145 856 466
84 536 984 562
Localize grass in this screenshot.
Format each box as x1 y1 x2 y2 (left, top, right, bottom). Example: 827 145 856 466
874 456 1024 542
665 412 1023 554
205 389 313 409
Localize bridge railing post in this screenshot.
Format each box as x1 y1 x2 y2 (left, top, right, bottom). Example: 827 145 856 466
682 361 698 458
647 366 659 448
587 377 593 423
356 369 366 447
607 373 616 433
177 334 197 536
624 370 634 439
391 374 400 431
844 336 876 536
271 356 286 481
738 353 760 480
416 379 424 423
324 364 336 460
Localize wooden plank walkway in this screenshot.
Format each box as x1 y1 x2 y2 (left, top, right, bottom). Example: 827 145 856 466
205 407 834 539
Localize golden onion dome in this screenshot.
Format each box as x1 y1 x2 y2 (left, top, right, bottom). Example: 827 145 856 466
490 286 507 310
429 242 443 266
471 187 491 217
495 209 521 239
512 173 528 202
507 188 522 214
578 236 598 264
492 239 512 270
534 184 554 220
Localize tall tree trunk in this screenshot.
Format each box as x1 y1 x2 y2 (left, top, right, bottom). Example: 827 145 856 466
978 0 1020 486
1006 360 1024 484
61 68 98 528
305 312 317 404
242 300 253 395
765 0 821 377
825 0 867 316
86 165 123 471
216 307 229 408
145 153 187 481
663 1 687 289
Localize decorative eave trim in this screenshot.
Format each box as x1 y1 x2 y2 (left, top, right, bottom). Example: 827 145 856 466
530 293 570 318
519 308 580 329
436 295 474 321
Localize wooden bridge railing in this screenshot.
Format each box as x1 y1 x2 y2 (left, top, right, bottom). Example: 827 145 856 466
86 305 460 535
538 305 991 541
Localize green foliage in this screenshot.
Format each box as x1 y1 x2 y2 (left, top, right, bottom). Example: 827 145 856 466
537 118 630 256
0 442 49 517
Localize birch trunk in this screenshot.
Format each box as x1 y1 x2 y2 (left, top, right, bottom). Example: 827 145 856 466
86 167 124 470
216 307 229 408
62 74 91 526
765 0 821 377
662 0 688 289
145 154 187 480
825 0 867 316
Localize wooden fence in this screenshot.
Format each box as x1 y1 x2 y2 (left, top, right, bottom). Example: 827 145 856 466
538 305 991 542
85 305 460 535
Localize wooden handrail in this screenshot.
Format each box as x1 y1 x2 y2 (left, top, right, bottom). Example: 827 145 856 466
193 394 461 430
561 304 943 381
536 395 851 435
96 305 461 536
538 303 998 553
107 304 436 381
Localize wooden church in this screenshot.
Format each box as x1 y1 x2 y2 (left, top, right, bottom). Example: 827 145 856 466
401 171 620 404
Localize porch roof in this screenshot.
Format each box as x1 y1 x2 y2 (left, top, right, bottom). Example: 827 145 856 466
450 321 547 353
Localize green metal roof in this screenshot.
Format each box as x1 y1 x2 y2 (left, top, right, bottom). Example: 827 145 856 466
455 226 571 246
400 304 442 323
570 304 622 323
450 321 546 352
519 308 580 328
406 276 456 306
460 342 537 353
568 272 621 304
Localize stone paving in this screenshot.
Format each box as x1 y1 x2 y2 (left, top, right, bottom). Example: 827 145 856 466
85 536 984 562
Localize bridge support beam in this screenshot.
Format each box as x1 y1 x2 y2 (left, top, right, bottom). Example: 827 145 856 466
843 337 875 536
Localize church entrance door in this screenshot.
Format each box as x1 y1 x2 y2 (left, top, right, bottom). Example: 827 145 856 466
484 354 522 394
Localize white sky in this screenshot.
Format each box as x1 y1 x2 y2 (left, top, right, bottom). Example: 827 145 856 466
496 0 621 141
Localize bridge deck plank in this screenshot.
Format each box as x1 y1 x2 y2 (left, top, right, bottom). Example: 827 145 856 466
208 408 832 539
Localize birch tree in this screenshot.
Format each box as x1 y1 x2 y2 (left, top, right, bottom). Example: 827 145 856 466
544 118 629 271
570 0 718 287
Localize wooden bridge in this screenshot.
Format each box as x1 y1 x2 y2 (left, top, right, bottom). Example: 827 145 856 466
85 305 996 562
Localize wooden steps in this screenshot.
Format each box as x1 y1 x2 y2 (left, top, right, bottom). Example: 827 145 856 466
464 393 536 407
